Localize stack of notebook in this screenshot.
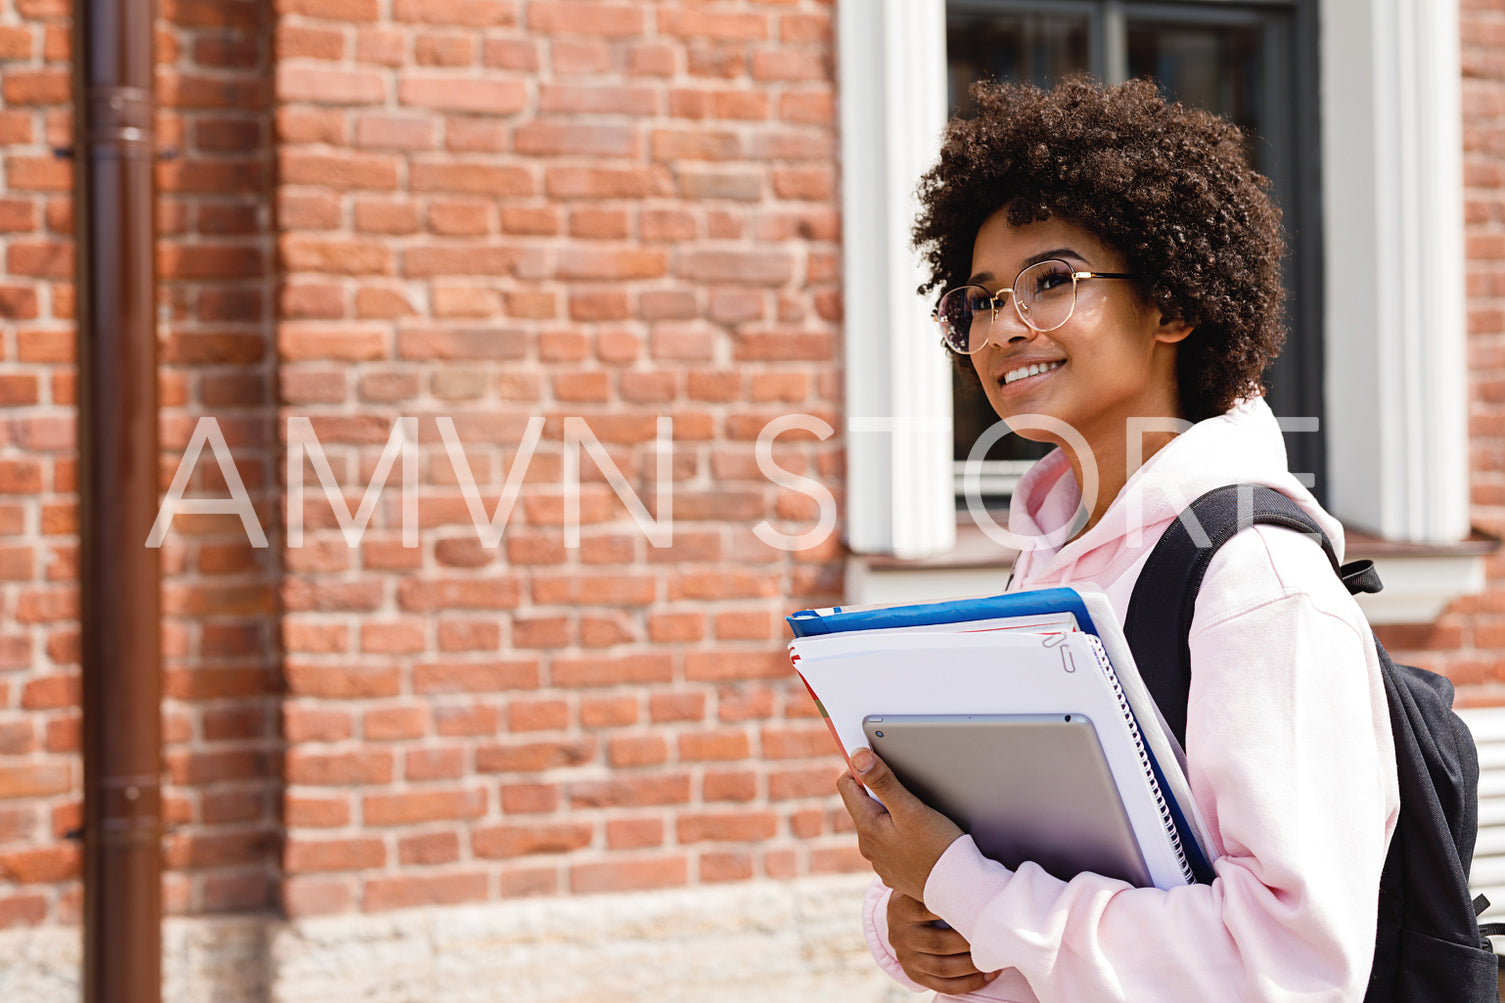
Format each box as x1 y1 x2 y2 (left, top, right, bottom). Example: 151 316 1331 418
787 587 1215 890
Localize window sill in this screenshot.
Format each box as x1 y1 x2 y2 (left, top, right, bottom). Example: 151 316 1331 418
1344 528 1496 625
847 518 1497 625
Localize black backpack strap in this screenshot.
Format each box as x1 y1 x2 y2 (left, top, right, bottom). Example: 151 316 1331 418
1124 485 1342 747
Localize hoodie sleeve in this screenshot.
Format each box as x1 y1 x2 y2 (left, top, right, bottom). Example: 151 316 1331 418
895 526 1398 1003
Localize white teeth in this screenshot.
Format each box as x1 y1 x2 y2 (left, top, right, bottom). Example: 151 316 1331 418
1004 360 1062 385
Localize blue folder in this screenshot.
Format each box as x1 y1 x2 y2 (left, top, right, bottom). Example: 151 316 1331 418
787 588 1216 884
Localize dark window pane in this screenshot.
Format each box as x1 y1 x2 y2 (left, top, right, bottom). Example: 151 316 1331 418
946 9 1089 469
947 10 1091 113
1127 20 1266 171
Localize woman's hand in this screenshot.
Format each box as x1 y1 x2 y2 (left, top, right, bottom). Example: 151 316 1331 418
835 747 964 902
887 893 1002 995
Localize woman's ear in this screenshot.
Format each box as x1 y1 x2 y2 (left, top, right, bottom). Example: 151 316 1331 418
1154 315 1194 345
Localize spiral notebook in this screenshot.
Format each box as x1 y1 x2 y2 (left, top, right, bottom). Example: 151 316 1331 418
787 589 1216 889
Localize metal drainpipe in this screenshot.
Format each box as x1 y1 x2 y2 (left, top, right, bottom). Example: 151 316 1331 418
73 0 162 1000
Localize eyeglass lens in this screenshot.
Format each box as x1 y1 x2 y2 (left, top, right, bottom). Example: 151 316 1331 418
937 260 1078 353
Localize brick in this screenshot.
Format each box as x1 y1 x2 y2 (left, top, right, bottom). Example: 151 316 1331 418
769 765 834 801
700 852 755 883
2 69 68 105
281 151 400 190
429 201 493 236
414 34 474 66
0 845 77 884
608 733 668 768
285 750 393 786
435 704 501 736
391 0 515 27
277 0 379 19
397 576 522 610
545 166 661 200
501 206 559 235
360 621 427 654
405 747 465 781
20 674 78 709
0 286 39 320
363 871 489 911
751 49 828 82
282 876 354 918
648 612 705 643
532 569 656 602
568 774 690 808
551 654 672 688
482 37 540 71
0 764 71 800
475 738 594 773
570 857 687 894
580 695 640 728
652 128 741 160
285 663 401 699
528 2 644 37
678 728 751 761
507 697 569 731
279 235 393 276
472 822 593 858
284 837 385 873
413 660 540 693
398 832 461 866
399 76 528 115
278 65 386 105
285 795 351 829
282 622 351 654
6 156 70 192
648 692 706 724
703 770 758 802
399 245 524 278
496 782 556 814
677 250 794 286
0 895 47 928
363 788 486 826
657 8 769 41
364 706 429 741
515 122 638 158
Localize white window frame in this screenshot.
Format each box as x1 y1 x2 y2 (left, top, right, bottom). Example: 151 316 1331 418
836 0 955 559
838 0 1480 618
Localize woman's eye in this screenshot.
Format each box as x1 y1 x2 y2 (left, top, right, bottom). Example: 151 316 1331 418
1032 268 1072 294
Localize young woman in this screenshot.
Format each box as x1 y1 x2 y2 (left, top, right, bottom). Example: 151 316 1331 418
836 78 1398 1002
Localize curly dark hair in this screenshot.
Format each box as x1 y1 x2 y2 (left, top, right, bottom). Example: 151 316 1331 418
913 77 1287 422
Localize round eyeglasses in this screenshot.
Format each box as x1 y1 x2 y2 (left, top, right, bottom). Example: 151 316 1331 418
932 259 1136 354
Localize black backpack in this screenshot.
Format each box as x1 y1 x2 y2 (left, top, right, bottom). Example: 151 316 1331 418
1123 484 1499 1001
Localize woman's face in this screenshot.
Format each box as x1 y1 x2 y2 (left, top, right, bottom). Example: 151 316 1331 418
966 209 1190 457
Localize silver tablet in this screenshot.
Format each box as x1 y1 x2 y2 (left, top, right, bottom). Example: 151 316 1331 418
862 713 1152 887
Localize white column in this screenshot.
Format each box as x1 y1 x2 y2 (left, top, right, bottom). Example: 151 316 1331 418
837 0 955 558
1321 0 1470 543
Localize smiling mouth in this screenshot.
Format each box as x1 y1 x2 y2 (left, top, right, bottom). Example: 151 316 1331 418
1002 360 1064 385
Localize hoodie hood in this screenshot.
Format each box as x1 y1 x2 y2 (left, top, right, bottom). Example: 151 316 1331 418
1006 397 1342 593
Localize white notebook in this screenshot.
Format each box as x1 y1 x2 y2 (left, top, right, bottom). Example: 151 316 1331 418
790 627 1198 889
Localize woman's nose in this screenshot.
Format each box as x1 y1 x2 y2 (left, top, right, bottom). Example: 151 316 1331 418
997 298 1038 343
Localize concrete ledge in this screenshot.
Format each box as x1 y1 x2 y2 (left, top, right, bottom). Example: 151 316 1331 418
0 875 903 1003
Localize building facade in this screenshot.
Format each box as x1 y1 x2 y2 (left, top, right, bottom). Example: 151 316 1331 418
0 0 1501 999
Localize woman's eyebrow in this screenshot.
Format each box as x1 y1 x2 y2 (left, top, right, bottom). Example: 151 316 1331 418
968 248 1091 285
1024 247 1089 267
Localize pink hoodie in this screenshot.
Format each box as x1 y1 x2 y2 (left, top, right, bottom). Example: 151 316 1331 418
862 399 1400 1002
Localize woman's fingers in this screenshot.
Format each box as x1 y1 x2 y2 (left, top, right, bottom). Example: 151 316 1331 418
886 893 1002 994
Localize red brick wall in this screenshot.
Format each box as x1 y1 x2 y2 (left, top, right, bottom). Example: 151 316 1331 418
0 0 284 925
9 0 1503 935
0 0 79 928
156 0 281 916
271 0 849 916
